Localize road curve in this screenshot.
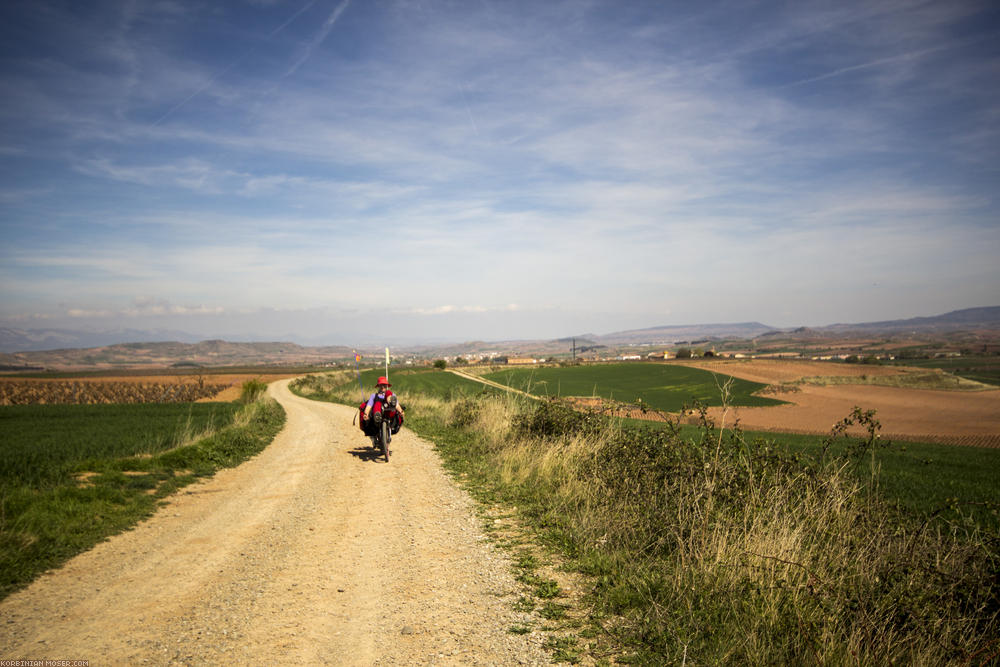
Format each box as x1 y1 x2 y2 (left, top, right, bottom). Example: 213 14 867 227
0 379 548 665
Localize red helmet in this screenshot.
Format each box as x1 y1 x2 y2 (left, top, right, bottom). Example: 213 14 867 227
376 376 391 387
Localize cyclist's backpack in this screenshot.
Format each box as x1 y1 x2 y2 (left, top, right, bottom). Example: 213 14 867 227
357 402 366 431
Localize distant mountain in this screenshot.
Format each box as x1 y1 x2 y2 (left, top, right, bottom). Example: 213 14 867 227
0 327 205 353
0 339 358 369
2 307 997 366
818 306 1000 334
595 322 778 344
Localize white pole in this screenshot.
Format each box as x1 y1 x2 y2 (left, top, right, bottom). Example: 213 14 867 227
385 347 390 383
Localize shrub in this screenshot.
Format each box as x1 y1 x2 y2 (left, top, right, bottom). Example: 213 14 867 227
239 378 268 403
513 399 601 439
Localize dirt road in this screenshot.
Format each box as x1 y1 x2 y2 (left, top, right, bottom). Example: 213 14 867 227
0 380 549 665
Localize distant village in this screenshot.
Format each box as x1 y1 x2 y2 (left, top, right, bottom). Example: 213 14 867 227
381 343 976 369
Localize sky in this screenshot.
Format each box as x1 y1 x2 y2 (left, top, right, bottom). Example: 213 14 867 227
1 0 998 346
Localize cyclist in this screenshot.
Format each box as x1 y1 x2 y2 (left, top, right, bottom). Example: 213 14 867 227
362 376 404 438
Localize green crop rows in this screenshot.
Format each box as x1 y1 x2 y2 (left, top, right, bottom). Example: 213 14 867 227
483 362 784 411
354 368 500 400
0 402 240 488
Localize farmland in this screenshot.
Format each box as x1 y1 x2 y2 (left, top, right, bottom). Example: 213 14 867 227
482 363 784 412
0 402 241 486
293 367 500 403
678 359 1000 447
888 354 1000 386
0 373 299 405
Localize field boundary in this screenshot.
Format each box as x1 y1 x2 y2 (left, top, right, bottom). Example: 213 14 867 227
445 368 541 399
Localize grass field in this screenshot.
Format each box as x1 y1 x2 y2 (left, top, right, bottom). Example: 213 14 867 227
0 397 285 599
888 355 1000 386
343 368 500 401
0 403 240 487
483 362 785 411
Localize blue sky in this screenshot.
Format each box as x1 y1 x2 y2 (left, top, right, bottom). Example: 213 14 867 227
1 0 998 345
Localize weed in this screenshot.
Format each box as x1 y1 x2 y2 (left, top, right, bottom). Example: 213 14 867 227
539 601 569 620
544 635 581 663
513 595 536 612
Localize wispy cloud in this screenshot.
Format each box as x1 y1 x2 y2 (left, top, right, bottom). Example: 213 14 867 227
284 0 351 77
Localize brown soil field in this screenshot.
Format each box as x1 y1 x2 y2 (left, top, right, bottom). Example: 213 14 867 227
0 373 301 404
675 360 1000 448
689 358 910 384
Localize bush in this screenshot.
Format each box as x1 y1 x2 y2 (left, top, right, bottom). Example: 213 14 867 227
513 399 601 439
433 359 447 370
239 378 268 403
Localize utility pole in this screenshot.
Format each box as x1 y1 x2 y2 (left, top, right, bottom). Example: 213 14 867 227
572 337 576 361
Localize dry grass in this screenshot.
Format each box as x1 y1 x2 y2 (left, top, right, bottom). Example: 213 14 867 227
424 394 999 664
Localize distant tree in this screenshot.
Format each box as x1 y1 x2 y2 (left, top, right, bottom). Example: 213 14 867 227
676 347 693 359
454 356 469 365
433 359 447 369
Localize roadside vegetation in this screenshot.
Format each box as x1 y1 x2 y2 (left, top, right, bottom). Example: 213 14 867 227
295 369 999 664
0 381 285 599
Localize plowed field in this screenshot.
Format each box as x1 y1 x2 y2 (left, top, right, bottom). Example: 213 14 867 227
0 373 300 405
677 360 1000 447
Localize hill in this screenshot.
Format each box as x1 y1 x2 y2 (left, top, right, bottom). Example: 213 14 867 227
0 340 356 371
818 306 1000 334
593 322 778 344
2 307 997 370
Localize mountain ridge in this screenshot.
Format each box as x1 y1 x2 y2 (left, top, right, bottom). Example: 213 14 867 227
1 307 997 366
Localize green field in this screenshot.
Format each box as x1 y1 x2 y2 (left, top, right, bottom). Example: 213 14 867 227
0 399 284 599
483 362 784 411
889 355 1000 386
352 368 500 400
0 402 240 487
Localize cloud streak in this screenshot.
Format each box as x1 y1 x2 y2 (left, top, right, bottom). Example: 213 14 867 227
284 0 352 77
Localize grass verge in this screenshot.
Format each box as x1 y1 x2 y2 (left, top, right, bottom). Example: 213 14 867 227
294 372 999 664
0 394 285 600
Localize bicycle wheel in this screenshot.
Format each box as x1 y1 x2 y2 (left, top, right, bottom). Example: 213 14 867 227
380 420 390 462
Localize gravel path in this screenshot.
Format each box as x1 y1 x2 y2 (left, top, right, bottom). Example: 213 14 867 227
0 379 550 665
